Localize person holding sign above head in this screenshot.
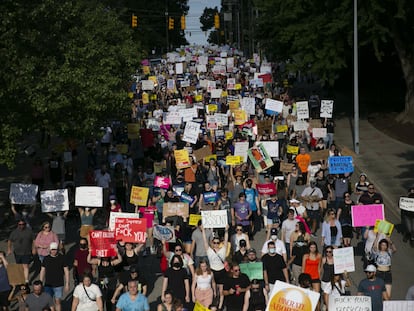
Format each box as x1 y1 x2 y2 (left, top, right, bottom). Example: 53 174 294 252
371 236 396 299
78 207 97 243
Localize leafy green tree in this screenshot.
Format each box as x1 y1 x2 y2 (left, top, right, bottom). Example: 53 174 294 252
0 0 141 168
254 0 414 122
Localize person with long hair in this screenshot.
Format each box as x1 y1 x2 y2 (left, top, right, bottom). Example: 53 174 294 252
192 259 216 308
157 290 175 311
323 273 351 310
242 279 268 311
320 246 335 297
321 209 342 248
302 241 322 293
34 221 59 263
337 192 354 247
161 254 190 307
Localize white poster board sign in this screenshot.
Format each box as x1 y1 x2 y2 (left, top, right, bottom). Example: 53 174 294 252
241 97 256 116
399 197 414 212
201 210 228 228
296 101 309 119
234 141 249 162
165 111 182 125
265 99 283 113
333 246 355 274
267 281 320 311
206 115 218 130
175 62 183 74
196 64 207 73
258 141 279 158
40 189 69 213
182 121 201 144
210 89 222 99
312 128 327 138
109 211 141 231
384 300 414 311
141 80 154 91
329 296 371 311
75 186 103 207
207 80 216 92
198 56 208 65
215 113 229 126
9 183 38 205
293 120 309 132
180 107 198 122
320 100 334 118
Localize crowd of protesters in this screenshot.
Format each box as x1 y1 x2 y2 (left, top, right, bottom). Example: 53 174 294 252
2 45 414 311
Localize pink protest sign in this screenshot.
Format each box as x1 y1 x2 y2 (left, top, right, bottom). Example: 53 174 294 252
256 183 277 195
154 176 171 189
351 204 385 227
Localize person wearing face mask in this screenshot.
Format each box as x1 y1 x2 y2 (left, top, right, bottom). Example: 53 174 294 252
242 279 268 311
262 241 289 293
73 238 92 285
11 204 36 229
161 254 191 308
260 228 287 263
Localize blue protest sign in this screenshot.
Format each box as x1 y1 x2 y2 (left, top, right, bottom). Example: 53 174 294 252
328 156 354 174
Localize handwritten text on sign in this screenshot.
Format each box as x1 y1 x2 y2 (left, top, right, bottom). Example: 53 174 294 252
333 247 355 274
201 210 228 228
328 156 354 174
109 211 141 231
40 189 69 213
328 296 370 311
114 218 147 243
163 202 189 220
351 204 385 227
89 230 117 257
399 197 414 212
130 186 149 206
9 183 38 205
75 186 103 207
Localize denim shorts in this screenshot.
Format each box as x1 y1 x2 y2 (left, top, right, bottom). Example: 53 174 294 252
44 286 63 299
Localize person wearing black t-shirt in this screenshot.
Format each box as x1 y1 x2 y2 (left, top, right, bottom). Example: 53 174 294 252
262 241 289 293
222 264 250 311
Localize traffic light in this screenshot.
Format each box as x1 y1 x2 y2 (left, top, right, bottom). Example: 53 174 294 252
181 15 186 30
168 17 174 30
214 13 220 29
131 14 137 28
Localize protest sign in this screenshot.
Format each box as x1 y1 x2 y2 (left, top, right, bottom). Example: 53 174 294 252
320 100 334 118
329 296 371 311
296 101 309 119
215 113 229 126
193 301 210 311
308 119 322 129
201 210 228 228
203 191 218 204
206 115 218 129
153 225 176 242
234 141 249 162
225 155 244 166
89 230 117 257
127 123 140 139
167 79 175 90
204 154 217 163
374 219 394 236
249 78 264 88
63 151 72 163
256 183 277 195
384 301 414 310
75 186 103 207
180 107 198 122
154 176 171 189
141 80 154 91
267 281 320 311
287 145 299 155
130 186 149 206
192 146 212 163
210 88 222 99
239 262 263 280
189 214 202 226
259 141 279 158
9 183 38 205
248 143 274 173
279 162 295 173
276 125 288 133
108 211 141 231
114 217 147 243
7 264 25 286
228 100 240 111
265 99 283 113
333 247 355 274
206 104 218 113
312 128 327 138
399 197 414 212
163 202 189 221
233 110 247 125
175 62 183 74
207 80 216 91
309 149 329 162
225 131 233 140
351 204 385 227
174 149 191 169
328 156 354 174
183 121 201 144
241 97 256 115
164 111 182 125
256 119 273 135
293 120 309 132
40 189 69 213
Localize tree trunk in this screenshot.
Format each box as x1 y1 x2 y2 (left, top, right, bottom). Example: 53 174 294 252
392 29 414 123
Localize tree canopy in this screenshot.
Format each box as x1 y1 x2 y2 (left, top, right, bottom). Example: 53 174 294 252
0 0 141 168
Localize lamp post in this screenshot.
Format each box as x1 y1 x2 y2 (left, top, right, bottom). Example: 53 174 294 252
354 0 360 154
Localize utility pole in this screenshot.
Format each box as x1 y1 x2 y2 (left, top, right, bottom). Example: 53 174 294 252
165 0 169 52
354 0 359 154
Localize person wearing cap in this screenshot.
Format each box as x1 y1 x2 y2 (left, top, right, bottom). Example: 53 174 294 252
262 241 289 293
357 265 388 311
231 225 251 255
261 228 287 263
40 242 70 311
233 240 248 264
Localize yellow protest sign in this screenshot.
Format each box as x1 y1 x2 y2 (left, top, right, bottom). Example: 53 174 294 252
174 149 191 169
142 92 149 104
130 186 149 206
226 155 244 165
221 90 228 97
153 161 166 174
148 76 157 84
276 125 288 133
142 66 150 75
195 94 203 102
116 144 128 154
127 123 140 139
229 100 240 111
234 110 247 125
194 301 210 311
374 219 394 236
150 94 157 101
225 131 234 140
287 145 299 155
207 104 218 113
204 154 217 163
189 214 202 226
235 83 242 90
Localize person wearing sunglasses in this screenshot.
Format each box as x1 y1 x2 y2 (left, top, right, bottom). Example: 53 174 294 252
357 265 388 311
34 221 59 263
222 264 250 311
161 241 195 279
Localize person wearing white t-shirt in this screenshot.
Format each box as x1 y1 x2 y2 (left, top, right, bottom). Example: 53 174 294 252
72 274 103 311
261 227 287 263
281 209 298 262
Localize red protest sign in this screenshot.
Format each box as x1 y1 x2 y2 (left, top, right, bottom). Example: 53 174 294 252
114 218 147 243
256 183 277 195
89 230 117 257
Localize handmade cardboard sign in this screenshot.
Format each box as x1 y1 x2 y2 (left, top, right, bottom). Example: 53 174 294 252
162 202 189 220
333 247 355 274
9 183 38 205
201 210 228 228
41 189 69 213
89 230 117 257
130 186 149 206
351 204 385 227
114 217 147 243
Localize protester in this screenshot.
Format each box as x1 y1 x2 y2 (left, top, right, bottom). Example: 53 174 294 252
115 280 150 311
71 273 103 311
191 259 216 308
357 265 388 311
25 280 55 311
